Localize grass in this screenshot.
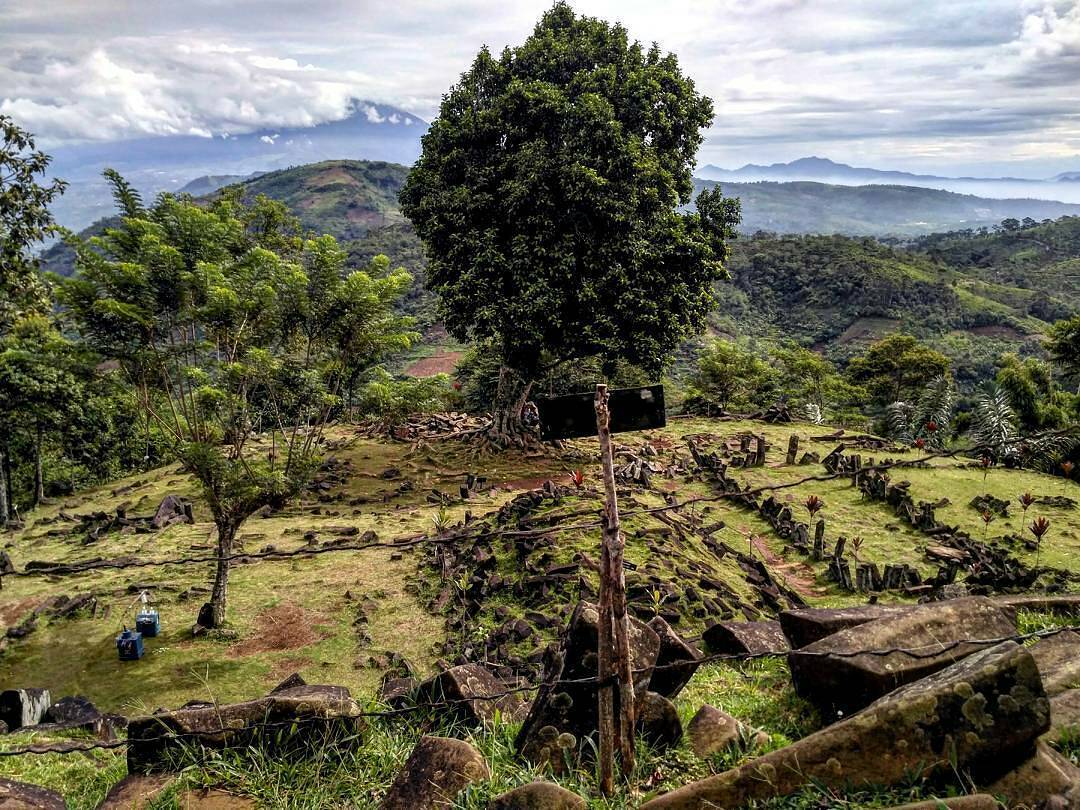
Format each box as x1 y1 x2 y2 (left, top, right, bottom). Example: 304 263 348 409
0 415 1077 806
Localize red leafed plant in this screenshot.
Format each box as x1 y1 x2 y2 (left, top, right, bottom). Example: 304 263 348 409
1030 516 1051 567
571 469 585 489
804 495 824 520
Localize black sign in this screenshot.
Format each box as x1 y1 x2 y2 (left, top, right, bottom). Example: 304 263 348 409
536 385 666 441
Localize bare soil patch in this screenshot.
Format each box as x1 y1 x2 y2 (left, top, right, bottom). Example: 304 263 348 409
404 351 464 377
230 603 326 657
0 597 39 627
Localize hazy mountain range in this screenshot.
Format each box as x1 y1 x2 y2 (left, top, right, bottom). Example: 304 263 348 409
45 100 425 233
697 157 1080 205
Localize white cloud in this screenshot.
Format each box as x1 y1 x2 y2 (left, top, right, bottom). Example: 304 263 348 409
1 0 1079 174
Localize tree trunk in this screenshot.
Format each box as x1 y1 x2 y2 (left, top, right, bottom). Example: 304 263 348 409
2 449 13 520
488 366 536 447
0 447 8 525
209 517 239 627
32 425 44 508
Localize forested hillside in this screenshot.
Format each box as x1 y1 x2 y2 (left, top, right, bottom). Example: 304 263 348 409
39 160 1080 384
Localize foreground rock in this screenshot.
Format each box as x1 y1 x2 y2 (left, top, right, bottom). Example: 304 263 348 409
779 604 908 648
885 797 1001 810
126 685 362 773
0 688 51 730
1028 629 1080 696
98 774 175 809
788 597 1016 719
702 620 787 656
986 740 1080 808
640 641 1048 809
515 602 659 769
635 691 682 750
487 781 586 809
646 617 700 699
687 704 768 758
414 664 527 727
0 777 65 810
380 735 489 809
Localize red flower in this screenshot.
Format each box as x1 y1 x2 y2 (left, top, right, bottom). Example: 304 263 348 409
926 421 938 433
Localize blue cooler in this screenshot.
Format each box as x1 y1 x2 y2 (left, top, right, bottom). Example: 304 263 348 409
116 627 144 661
135 608 161 637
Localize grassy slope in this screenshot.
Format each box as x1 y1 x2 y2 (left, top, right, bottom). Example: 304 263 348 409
1 417 1079 807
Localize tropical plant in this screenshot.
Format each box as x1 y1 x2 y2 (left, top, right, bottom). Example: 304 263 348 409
969 385 1020 460
62 175 416 627
1030 516 1051 567
886 374 955 449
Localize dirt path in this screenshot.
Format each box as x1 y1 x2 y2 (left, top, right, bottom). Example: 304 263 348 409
749 534 826 599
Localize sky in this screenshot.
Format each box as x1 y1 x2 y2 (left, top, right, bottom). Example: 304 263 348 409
2 0 1080 177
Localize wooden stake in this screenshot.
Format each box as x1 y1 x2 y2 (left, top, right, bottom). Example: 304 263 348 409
595 384 636 790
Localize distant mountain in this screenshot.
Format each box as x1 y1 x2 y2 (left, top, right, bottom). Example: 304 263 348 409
1054 171 1080 183
700 180 1080 236
699 157 1080 205
45 101 425 233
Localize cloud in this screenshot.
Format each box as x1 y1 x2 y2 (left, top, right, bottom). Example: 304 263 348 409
1 0 1079 174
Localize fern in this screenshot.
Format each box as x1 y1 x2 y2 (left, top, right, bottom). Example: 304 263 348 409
969 385 1019 458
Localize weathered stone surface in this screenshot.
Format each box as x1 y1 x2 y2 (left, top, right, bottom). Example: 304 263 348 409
1029 629 1080 697
379 676 417 709
639 642 1049 810
487 781 586 809
176 788 256 809
515 601 659 769
150 494 194 530
415 664 527 727
647 617 700 699
98 774 175 809
884 796 1001 810
687 704 768 758
779 605 908 649
788 597 1016 719
127 686 363 773
268 672 306 694
993 593 1080 616
44 695 99 726
380 735 489 809
1049 687 1080 740
0 688 50 730
985 740 1079 808
702 620 787 656
0 777 65 810
635 691 682 750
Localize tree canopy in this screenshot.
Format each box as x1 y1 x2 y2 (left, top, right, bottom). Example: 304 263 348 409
400 2 739 428
62 176 416 624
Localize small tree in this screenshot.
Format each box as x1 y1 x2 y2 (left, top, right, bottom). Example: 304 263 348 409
774 345 864 418
63 175 416 626
0 316 85 510
687 340 775 414
400 3 739 443
846 334 950 409
1045 315 1080 390
886 374 955 450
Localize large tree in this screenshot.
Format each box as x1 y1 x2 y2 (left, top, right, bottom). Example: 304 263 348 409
0 116 66 522
400 3 739 443
63 175 416 626
846 333 950 408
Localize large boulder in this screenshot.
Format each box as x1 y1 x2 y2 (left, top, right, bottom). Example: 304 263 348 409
639 641 1049 810
788 597 1016 719
126 685 362 773
0 688 50 730
993 593 1080 615
779 605 908 649
884 798 1001 810
414 664 527 728
487 781 586 809
380 735 489 809
0 778 65 810
515 602 659 769
1028 629 1080 697
1049 688 1080 740
646 617 700 699
702 620 787 657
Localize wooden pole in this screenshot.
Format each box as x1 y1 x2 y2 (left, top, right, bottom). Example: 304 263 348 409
595 383 636 790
